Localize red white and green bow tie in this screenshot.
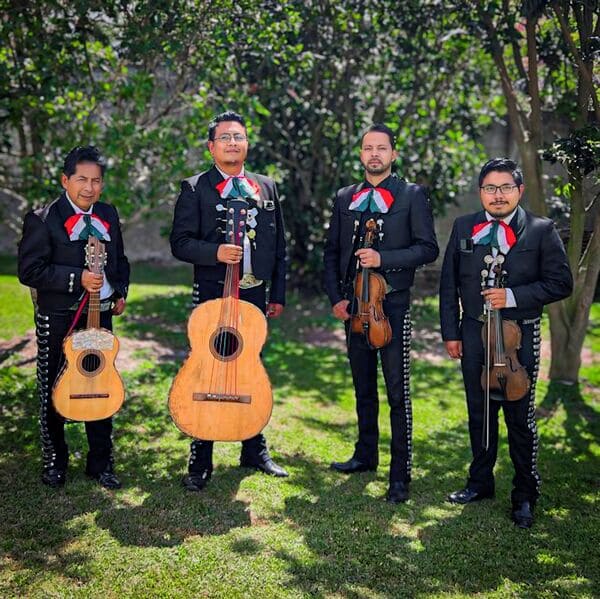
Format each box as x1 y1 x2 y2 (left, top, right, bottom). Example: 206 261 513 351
216 176 261 200
471 219 516 254
349 187 394 213
64 213 111 241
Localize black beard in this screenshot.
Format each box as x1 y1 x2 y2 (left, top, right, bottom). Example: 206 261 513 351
365 164 388 175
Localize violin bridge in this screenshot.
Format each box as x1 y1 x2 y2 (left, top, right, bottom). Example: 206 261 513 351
193 392 251 404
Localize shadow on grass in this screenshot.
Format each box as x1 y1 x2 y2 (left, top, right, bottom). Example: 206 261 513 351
0 354 598 596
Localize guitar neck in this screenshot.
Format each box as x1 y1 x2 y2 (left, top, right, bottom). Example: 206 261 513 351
223 263 240 300
87 291 101 328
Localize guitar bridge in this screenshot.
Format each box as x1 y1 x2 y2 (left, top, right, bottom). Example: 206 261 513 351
193 392 251 404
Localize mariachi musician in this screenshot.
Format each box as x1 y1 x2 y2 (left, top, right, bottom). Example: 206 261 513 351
170 110 288 492
440 157 573 528
18 145 129 489
323 123 439 503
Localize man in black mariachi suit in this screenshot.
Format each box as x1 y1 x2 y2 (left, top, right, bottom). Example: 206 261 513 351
170 110 288 492
18 146 130 489
323 123 439 503
440 157 573 528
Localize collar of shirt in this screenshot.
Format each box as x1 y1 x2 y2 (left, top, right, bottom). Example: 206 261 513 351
485 208 517 225
215 165 245 180
65 192 93 215
363 173 393 189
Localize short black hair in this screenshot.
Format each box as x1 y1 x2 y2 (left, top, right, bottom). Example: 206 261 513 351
63 146 107 178
478 157 523 187
207 111 246 141
360 123 396 148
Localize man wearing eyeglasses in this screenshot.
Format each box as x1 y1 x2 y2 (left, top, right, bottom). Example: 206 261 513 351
170 111 288 492
439 157 572 528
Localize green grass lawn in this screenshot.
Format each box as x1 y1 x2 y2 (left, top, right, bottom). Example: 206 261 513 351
0 259 598 598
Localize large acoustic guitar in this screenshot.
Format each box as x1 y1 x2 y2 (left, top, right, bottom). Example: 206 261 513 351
53 236 125 421
168 198 273 441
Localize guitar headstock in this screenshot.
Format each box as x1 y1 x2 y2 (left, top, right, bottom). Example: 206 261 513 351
85 236 107 275
225 198 249 247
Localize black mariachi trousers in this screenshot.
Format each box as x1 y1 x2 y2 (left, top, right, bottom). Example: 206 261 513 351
346 294 412 484
35 308 114 475
460 316 541 505
188 280 272 473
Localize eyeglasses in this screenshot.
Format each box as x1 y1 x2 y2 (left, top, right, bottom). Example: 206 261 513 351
214 133 247 143
480 184 518 194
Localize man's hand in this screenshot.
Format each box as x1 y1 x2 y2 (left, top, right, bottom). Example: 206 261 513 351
81 270 103 293
332 299 351 321
266 303 284 318
445 340 463 359
482 288 507 309
217 243 243 264
112 298 126 315
355 248 381 268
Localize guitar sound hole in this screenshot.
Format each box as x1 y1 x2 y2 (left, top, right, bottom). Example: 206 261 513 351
77 351 105 376
210 328 242 361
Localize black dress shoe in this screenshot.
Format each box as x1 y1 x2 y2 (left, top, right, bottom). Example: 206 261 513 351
41 468 66 488
182 470 212 492
386 481 409 503
240 457 289 477
330 458 377 474
87 470 122 490
447 487 494 504
512 501 534 529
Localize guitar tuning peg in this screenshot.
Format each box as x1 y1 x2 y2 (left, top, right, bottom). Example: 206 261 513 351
379 232 384 241
377 218 384 227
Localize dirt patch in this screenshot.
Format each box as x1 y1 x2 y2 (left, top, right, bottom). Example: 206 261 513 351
0 330 185 371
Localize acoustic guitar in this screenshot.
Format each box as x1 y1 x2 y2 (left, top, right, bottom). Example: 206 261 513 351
52 236 125 421
168 198 273 441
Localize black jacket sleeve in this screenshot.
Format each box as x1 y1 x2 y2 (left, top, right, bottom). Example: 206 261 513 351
439 221 461 341
379 187 439 270
323 192 344 306
18 211 84 295
511 221 573 309
108 204 130 299
268 182 287 305
169 180 220 265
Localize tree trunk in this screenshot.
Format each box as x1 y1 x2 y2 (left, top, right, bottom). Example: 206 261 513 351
547 172 600 382
547 301 585 382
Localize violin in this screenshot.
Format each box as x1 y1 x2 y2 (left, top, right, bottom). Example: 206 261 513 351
350 219 392 349
480 254 531 403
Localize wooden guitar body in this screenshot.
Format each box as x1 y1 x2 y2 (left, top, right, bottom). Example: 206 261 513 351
53 327 125 421
168 297 273 441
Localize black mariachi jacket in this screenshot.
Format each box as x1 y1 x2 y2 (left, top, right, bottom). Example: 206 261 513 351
439 205 573 341
169 166 287 305
18 193 130 312
323 174 439 306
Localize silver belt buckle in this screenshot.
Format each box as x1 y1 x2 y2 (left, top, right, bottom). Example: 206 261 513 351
239 274 263 289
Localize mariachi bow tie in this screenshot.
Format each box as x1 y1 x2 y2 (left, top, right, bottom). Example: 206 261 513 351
471 219 516 255
216 176 261 201
349 187 394 213
64 213 111 241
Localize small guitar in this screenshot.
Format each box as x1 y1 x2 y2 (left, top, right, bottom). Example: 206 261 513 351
52 236 125 421
168 198 273 441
